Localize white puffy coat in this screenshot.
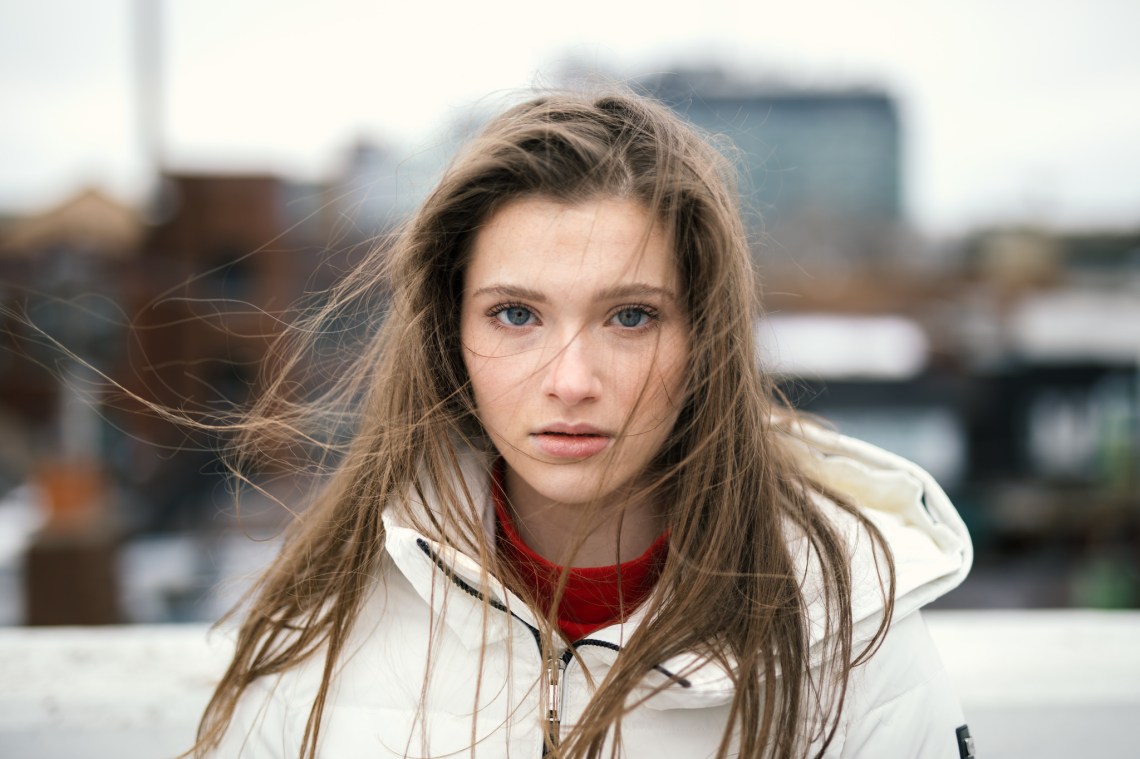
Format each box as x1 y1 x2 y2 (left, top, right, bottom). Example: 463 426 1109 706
214 426 973 758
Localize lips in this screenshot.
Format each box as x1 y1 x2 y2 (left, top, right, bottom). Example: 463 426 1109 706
531 424 611 458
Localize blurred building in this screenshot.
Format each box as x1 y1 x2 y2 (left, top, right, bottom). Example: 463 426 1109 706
961 229 1140 489
764 225 1140 607
640 68 904 273
0 188 145 624
122 174 336 529
0 188 142 485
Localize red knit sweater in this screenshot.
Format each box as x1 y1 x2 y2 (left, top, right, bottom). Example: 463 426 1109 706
492 463 668 641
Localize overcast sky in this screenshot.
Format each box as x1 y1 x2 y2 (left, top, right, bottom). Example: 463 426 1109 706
1 0 1138 234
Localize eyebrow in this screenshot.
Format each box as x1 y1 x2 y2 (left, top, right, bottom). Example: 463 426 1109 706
470 284 547 303
470 283 678 303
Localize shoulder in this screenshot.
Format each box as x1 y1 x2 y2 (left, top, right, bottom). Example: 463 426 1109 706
208 555 480 758
205 567 406 757
208 665 305 757
835 611 970 759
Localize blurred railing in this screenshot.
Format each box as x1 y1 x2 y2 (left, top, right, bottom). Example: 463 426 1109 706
0 610 1137 759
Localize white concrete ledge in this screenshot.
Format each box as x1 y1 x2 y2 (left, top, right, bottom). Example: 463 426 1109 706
0 624 233 758
925 610 1140 758
0 610 1138 758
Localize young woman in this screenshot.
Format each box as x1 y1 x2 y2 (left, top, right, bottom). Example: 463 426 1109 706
196 91 973 758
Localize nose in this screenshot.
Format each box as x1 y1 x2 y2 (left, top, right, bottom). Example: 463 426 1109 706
541 331 602 405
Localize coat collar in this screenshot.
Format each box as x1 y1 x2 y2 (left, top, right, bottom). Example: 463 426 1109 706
378 427 973 709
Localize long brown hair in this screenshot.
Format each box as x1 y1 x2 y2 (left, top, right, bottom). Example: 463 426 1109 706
193 89 895 758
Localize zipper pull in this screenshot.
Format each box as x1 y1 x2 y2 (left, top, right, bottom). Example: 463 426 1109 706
546 650 568 751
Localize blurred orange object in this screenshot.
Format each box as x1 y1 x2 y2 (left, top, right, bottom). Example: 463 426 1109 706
35 458 105 530
24 458 120 625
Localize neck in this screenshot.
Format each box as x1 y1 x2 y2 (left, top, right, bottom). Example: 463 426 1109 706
502 466 666 567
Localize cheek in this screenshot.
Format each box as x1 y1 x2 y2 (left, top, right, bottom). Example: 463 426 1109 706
650 337 690 404
460 324 492 414
463 352 497 412
460 320 501 400
463 349 532 427
625 351 688 430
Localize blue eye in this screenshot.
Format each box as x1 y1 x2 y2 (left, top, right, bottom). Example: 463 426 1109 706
495 305 534 326
613 307 651 328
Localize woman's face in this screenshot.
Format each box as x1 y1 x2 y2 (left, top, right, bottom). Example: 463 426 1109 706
460 196 689 513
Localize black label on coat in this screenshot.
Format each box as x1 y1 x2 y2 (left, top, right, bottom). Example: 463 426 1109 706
956 724 976 758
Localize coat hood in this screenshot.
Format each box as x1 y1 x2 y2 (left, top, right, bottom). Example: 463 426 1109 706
789 423 972 643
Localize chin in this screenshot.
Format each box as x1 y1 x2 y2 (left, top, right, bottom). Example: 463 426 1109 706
513 455 636 508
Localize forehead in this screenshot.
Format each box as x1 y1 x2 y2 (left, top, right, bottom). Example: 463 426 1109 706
464 197 677 293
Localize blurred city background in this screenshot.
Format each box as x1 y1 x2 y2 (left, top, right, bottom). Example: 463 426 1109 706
1 0 1138 629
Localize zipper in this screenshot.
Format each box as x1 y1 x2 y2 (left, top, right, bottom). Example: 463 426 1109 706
413 539 691 756
543 641 624 754
414 539 569 755
545 647 570 753
541 640 690 756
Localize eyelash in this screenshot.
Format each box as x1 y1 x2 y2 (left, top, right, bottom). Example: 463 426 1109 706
608 304 660 330
487 303 538 329
485 303 661 331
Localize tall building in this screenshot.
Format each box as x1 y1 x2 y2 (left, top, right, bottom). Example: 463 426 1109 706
641 70 903 268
